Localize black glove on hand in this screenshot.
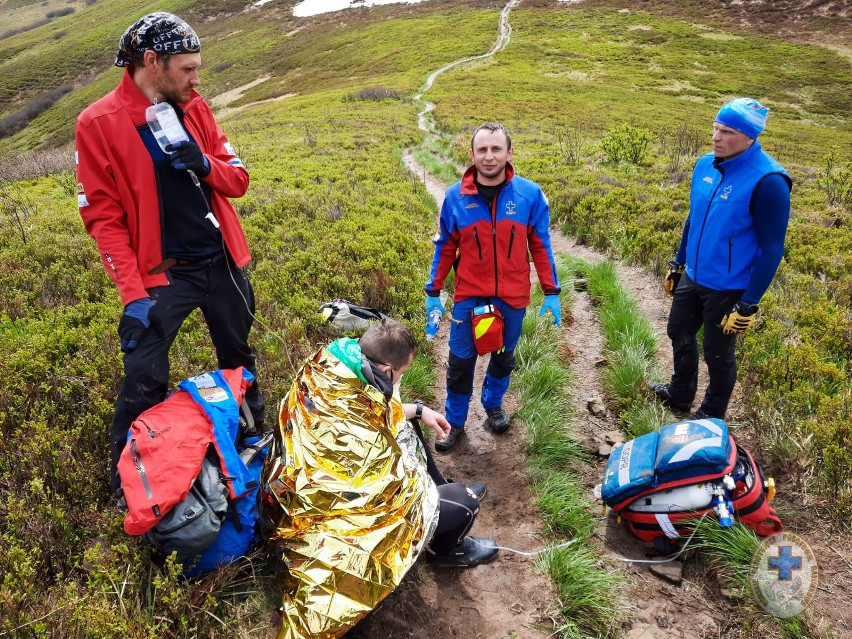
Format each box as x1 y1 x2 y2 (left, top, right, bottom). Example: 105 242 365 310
664 261 685 296
718 301 759 335
166 140 210 177
118 298 162 352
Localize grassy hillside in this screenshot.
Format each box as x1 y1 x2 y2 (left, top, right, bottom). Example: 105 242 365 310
1 0 850 636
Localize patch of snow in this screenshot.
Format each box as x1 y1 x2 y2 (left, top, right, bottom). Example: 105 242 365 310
254 0 274 6
292 0 428 18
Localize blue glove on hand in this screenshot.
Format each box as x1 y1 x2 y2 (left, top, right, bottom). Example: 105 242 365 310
426 294 446 317
166 140 210 177
118 298 154 353
538 294 561 327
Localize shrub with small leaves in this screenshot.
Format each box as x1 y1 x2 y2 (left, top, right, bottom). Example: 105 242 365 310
600 124 653 165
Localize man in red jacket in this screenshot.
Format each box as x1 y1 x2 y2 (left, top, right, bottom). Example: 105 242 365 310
76 13 264 495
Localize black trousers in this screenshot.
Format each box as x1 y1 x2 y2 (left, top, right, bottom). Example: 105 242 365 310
666 274 743 418
431 483 480 554
109 254 264 493
414 420 480 554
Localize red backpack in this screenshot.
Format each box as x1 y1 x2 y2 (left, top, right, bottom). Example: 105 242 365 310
600 418 782 546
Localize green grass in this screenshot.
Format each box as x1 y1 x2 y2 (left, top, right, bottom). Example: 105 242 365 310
561 256 665 437
689 520 828 639
513 265 624 638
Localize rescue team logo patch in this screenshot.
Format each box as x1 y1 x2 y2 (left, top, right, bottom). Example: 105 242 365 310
720 185 734 200
505 200 516 215
749 532 818 618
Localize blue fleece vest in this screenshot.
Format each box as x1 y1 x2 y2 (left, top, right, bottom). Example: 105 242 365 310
685 142 790 290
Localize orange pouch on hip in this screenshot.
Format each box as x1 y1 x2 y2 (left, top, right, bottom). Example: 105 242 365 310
471 304 505 355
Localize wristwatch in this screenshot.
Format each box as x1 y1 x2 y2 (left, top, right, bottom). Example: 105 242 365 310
414 400 424 420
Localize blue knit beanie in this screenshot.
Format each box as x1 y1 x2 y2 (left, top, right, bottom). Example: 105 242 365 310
715 98 769 139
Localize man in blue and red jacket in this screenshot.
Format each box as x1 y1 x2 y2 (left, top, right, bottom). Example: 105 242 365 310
425 123 561 451
652 98 791 420
76 13 264 494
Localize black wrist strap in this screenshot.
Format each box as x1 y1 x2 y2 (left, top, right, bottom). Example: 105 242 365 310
414 400 424 419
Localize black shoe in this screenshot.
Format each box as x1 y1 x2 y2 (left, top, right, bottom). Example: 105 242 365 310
484 407 511 433
467 482 487 502
444 477 487 502
689 408 723 421
435 426 464 451
648 382 691 413
426 536 499 568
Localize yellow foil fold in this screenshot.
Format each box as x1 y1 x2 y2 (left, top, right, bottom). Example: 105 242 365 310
261 347 439 638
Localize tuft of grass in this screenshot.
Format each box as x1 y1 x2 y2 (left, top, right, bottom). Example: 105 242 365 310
400 352 435 404
689 519 826 638
562 257 661 425
536 544 624 639
513 263 624 638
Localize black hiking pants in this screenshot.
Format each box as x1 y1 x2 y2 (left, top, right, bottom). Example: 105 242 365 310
431 483 481 554
665 274 744 419
413 420 480 554
109 253 264 494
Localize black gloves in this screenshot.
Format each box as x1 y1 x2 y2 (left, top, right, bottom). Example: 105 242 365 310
118 298 162 352
719 301 759 335
664 261 685 296
166 140 210 177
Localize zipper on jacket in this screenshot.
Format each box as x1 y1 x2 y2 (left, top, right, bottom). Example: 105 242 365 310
491 197 499 298
728 237 733 273
130 439 157 513
140 418 157 439
472 227 483 260
507 226 516 260
693 167 724 283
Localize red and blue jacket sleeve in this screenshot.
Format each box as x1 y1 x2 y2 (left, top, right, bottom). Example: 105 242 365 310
424 194 460 296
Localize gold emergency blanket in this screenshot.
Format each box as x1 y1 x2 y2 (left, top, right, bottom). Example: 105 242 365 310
261 347 439 638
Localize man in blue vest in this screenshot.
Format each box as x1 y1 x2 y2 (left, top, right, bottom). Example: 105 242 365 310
651 98 792 420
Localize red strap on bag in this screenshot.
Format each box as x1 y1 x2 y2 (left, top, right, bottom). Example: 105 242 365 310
471 304 505 355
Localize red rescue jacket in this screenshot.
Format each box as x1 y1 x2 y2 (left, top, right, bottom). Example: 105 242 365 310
76 68 251 306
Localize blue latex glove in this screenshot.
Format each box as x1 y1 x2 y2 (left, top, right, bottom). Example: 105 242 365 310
166 140 210 177
118 298 154 353
538 294 561 327
426 294 446 317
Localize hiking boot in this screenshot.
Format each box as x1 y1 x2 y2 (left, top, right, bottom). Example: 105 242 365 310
435 426 464 452
426 536 499 568
648 382 691 413
484 407 511 433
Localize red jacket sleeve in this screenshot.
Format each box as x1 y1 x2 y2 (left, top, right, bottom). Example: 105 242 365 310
76 112 148 306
